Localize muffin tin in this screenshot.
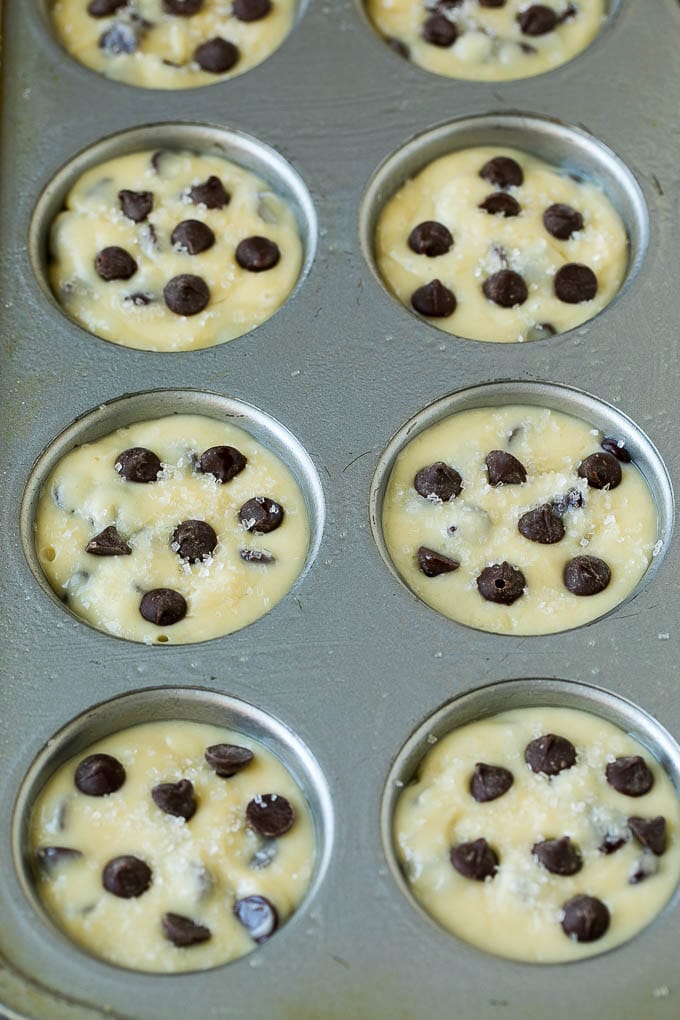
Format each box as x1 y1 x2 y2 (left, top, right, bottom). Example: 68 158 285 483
2 1 680 1018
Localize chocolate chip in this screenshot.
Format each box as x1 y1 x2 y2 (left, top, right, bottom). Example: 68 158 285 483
75 754 126 796
408 221 454 257
450 839 499 881
233 0 272 20
485 450 527 486
480 156 524 189
152 779 197 821
85 526 132 557
477 562 526 605
115 447 162 483
195 38 240 73
162 912 211 947
422 13 458 46
628 816 666 856
95 246 137 282
606 756 654 797
533 837 582 876
198 445 247 483
483 270 528 308
524 734 576 776
102 855 152 898
163 0 203 14
411 279 457 317
236 236 280 272
172 520 218 562
234 895 279 943
563 555 611 596
171 220 216 255
240 548 276 564
126 292 154 306
118 189 153 223
517 5 559 35
518 504 565 544
552 487 585 514
479 0 506 6
600 833 628 855
99 24 138 54
139 589 187 626
386 37 410 59
189 176 230 209
554 263 598 303
561 895 609 942
578 452 622 490
247 794 295 838
205 743 254 778
601 437 632 463
163 274 210 316
470 763 514 803
87 0 127 14
239 497 284 534
630 855 659 885
414 462 463 501
543 203 583 240
417 546 460 577
479 193 521 217
36 846 83 873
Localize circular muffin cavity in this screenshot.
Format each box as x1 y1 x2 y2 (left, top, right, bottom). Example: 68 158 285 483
360 114 647 343
30 123 316 352
14 686 333 973
43 0 301 90
21 389 325 645
383 678 680 963
364 0 616 82
370 381 671 637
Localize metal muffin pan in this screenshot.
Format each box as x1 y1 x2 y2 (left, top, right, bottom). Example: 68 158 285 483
2 1 680 1018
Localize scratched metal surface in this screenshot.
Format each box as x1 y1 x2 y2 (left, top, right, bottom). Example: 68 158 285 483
1 0 680 1017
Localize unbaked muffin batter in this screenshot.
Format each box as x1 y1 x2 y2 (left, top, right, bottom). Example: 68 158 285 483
375 145 627 343
51 1 296 90
31 720 315 972
382 405 658 635
35 414 309 644
367 1 605 82
49 149 303 352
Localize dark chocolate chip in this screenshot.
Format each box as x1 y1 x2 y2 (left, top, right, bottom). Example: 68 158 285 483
99 24 138 54
517 4 559 35
115 447 162 483
483 269 528 308
563 555 611 596
386 36 410 59
578 452 622 490
162 912 212 947
600 833 628 855
470 763 514 803
480 156 524 189
171 220 216 255
198 445 247 483
417 546 460 577
554 263 598 303
628 816 666 856
163 0 203 14
239 497 284 534
152 779 197 821
561 895 610 942
414 462 463 501
139 589 188 626
189 176 230 209
533 837 582 876
205 743 255 778
479 0 506 6
235 236 280 272
163 274 210 316
411 279 457 318
246 794 295 838
422 13 458 47
195 37 240 73
234 895 279 943
485 450 527 486
524 734 576 776
552 487 585 514
102 855 152 898
36 846 83 873
518 504 565 544
75 753 126 796
118 189 153 224
601 437 632 463
240 548 276 564
95 246 137 281
606 756 654 797
479 193 521 217
408 221 454 257
233 0 272 20
477 562 526 605
85 526 132 557
88 0 127 15
172 519 218 562
450 839 499 880
543 203 584 240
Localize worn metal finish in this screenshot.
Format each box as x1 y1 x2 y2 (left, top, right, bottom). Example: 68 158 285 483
1 1 680 1018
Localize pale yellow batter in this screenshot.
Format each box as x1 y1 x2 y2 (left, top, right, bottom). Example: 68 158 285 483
51 1 297 90
375 145 627 343
382 405 658 635
31 720 315 972
49 149 303 352
367 1 605 82
35 414 309 644
395 706 680 962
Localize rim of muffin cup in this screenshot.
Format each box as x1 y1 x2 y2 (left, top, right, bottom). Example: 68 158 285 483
358 111 648 345
381 676 680 964
28 121 318 354
12 684 334 976
19 387 326 646
369 379 673 637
